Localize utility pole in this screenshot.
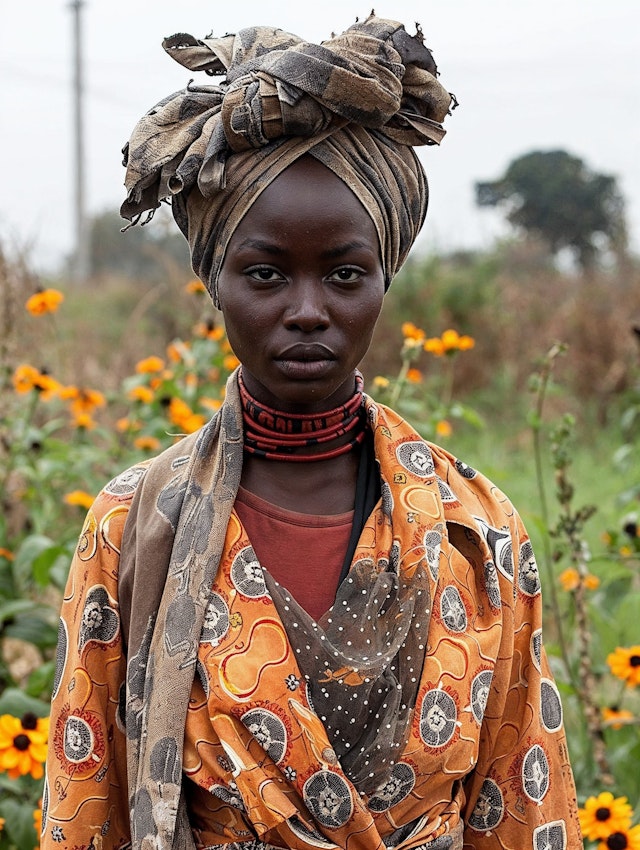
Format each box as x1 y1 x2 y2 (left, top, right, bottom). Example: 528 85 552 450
70 0 90 282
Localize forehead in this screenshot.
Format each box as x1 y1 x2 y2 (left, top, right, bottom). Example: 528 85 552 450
230 155 380 247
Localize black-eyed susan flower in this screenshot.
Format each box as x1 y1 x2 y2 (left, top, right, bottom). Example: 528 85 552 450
25 288 64 316
0 713 49 780
12 365 61 399
193 319 225 341
597 825 640 850
135 355 165 374
607 646 640 687
71 411 97 430
59 385 106 416
602 707 634 730
63 490 95 510
436 420 453 438
579 792 633 841
406 368 423 383
424 329 475 356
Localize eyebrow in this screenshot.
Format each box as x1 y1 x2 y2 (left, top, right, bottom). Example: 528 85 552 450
235 238 375 258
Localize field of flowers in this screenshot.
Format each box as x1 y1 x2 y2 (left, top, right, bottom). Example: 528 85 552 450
0 260 639 849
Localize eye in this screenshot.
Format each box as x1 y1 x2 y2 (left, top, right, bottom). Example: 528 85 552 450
246 266 285 283
326 267 363 283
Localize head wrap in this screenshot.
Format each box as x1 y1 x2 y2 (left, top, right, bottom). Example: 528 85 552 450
121 14 454 305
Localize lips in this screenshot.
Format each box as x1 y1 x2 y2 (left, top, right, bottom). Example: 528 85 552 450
276 343 336 362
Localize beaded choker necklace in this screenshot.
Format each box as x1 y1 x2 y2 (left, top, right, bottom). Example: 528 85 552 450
238 370 366 462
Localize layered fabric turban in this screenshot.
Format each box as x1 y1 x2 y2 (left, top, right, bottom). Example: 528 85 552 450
121 14 454 305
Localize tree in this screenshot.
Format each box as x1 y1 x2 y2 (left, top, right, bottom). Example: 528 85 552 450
475 150 627 269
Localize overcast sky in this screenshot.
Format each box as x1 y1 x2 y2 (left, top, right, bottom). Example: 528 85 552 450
2 0 638 272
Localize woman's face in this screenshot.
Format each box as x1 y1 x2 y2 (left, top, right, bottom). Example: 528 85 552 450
217 155 385 413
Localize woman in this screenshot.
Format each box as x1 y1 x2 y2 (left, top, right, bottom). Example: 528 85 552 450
43 14 582 850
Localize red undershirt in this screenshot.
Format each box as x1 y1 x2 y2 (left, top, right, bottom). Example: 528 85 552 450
234 486 354 622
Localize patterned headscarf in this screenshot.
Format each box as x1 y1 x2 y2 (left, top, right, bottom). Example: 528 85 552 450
121 14 454 305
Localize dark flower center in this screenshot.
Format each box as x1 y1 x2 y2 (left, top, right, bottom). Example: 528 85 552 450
630 655 640 667
596 807 612 821
606 833 628 850
13 734 30 751
21 712 38 730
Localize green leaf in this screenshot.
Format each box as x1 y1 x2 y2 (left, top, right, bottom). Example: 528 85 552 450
31 546 70 587
0 687 50 718
26 661 56 699
0 599 41 626
12 535 56 587
4 614 58 649
0 798 39 850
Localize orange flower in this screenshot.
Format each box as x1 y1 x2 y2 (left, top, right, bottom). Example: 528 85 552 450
59 386 106 416
436 420 453 437
71 411 97 430
116 416 141 432
558 567 599 591
401 321 425 342
135 355 165 374
63 490 95 510
0 816 4 831
597 825 640 850
133 435 162 452
223 353 240 372
372 376 390 389
200 397 222 413
185 279 207 295
0 713 49 780
33 806 42 837
166 340 190 363
607 646 640 687
194 320 225 341
128 385 154 404
25 288 64 316
12 365 61 399
168 398 206 433
579 792 633 841
406 368 422 383
424 329 475 356
0 548 14 561
602 707 634 730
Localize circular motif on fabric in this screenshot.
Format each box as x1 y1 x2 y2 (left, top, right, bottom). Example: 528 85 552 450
303 770 353 828
52 617 68 699
531 629 543 671
496 537 514 581
468 778 504 832
103 465 147 496
440 586 468 633
424 530 442 581
395 441 434 478
518 541 541 596
381 481 394 517
78 585 120 652
522 744 550 802
419 688 458 747
470 670 493 724
540 679 563 732
367 762 416 812
455 459 477 479
230 547 267 597
201 592 230 645
241 708 288 764
483 561 501 611
437 479 457 503
533 820 567 850
210 783 246 810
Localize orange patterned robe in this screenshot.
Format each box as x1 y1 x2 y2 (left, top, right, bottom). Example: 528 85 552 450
43 399 581 850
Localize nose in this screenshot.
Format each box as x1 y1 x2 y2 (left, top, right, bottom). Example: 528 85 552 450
283 279 330 332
